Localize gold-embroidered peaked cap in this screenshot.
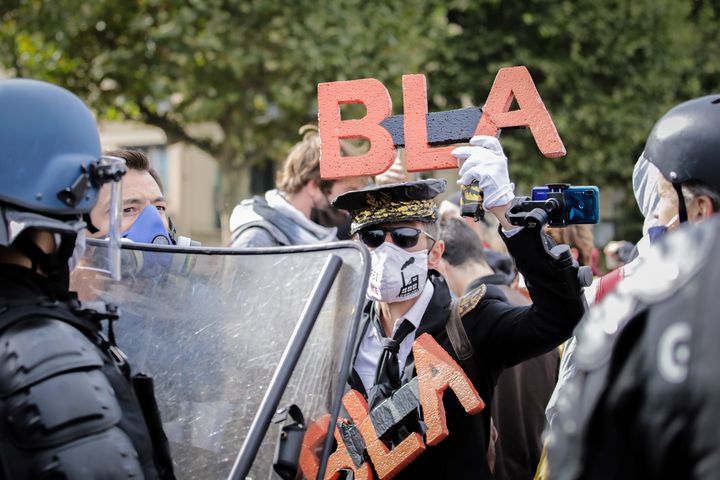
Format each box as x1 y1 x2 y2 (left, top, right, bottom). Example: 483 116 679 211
333 179 446 234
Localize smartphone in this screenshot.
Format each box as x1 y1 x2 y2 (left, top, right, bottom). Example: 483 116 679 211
531 185 600 225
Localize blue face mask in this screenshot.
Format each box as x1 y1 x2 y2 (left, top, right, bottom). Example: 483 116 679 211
122 205 174 245
646 214 679 245
647 225 667 244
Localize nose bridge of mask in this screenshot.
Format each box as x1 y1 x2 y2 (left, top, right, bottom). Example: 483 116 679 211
122 204 172 244
371 242 429 275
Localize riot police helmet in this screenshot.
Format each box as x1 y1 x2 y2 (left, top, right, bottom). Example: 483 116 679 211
0 79 125 274
642 94 720 222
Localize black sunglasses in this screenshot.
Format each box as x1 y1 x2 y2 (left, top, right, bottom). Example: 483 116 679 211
358 226 435 249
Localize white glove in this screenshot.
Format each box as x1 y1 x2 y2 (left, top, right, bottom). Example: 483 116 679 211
452 135 515 209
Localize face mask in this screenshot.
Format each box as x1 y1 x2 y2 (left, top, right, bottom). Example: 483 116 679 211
310 206 352 239
122 205 173 245
367 242 428 303
647 214 678 245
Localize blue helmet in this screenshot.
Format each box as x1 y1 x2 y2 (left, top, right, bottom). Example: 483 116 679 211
0 79 128 250
0 77 127 284
0 78 102 215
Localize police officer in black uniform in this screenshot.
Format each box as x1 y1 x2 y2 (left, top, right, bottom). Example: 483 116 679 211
331 135 587 479
0 79 173 479
547 94 720 479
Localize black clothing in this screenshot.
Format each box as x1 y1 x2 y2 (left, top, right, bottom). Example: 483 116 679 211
483 252 517 286
368 318 416 410
348 226 585 479
548 217 720 480
0 264 170 479
470 274 559 480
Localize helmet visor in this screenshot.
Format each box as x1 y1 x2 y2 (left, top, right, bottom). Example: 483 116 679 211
100 155 127 281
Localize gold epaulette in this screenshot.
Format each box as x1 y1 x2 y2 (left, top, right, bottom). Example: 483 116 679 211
458 284 487 317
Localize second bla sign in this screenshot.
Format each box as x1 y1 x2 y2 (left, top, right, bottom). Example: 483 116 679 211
317 66 566 179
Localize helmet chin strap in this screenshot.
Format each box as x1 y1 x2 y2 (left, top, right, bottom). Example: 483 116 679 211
12 232 74 297
673 183 688 223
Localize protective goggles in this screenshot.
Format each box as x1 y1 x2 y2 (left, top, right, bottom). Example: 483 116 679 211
358 226 435 249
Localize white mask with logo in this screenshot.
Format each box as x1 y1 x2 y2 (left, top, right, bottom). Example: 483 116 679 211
367 242 428 303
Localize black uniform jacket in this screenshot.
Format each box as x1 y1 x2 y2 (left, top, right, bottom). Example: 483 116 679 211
469 274 560 480
0 265 167 480
347 226 585 480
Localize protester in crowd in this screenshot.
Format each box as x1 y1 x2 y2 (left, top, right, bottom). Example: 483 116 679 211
330 135 585 479
438 218 559 480
603 239 634 270
0 79 173 479
548 94 720 479
88 148 196 246
546 225 598 273
229 125 367 247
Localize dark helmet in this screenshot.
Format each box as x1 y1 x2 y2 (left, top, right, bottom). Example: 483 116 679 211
644 94 720 190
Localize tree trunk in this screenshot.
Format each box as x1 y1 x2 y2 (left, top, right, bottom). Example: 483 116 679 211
216 148 254 245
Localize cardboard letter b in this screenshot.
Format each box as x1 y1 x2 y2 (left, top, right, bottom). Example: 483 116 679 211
318 79 396 179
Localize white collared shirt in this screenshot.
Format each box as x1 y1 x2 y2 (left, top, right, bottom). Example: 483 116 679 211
354 280 435 393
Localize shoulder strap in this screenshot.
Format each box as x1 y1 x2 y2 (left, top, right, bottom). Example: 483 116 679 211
446 298 474 362
445 298 482 387
0 297 110 337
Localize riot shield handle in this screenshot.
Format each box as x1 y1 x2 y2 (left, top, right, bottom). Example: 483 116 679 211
272 404 307 479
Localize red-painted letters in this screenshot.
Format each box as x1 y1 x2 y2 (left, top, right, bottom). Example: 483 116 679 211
474 66 565 157
402 74 459 172
318 66 565 178
317 78 396 179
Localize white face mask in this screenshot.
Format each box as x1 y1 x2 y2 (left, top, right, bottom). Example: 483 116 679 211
367 242 428 303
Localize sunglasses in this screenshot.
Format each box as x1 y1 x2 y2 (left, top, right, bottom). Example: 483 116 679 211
358 226 435 249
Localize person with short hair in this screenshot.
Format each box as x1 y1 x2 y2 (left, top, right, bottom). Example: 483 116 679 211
438 218 559 480
229 125 367 247
88 148 194 245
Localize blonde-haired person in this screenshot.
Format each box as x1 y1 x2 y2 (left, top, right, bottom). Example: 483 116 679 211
229 125 367 247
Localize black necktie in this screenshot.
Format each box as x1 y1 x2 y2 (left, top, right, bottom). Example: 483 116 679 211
368 317 416 410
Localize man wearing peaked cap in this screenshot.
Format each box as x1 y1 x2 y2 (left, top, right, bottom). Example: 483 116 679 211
331 136 586 480
334 178 446 235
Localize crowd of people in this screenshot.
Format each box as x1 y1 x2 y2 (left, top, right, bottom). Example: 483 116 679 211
1 76 720 480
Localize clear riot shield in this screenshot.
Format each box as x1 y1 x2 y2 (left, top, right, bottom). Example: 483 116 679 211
70 240 370 480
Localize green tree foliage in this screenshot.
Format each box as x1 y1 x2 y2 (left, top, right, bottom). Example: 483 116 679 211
425 0 720 238
0 0 447 210
428 0 708 186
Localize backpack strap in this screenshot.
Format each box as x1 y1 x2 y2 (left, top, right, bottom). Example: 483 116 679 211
445 294 483 387
230 219 291 246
